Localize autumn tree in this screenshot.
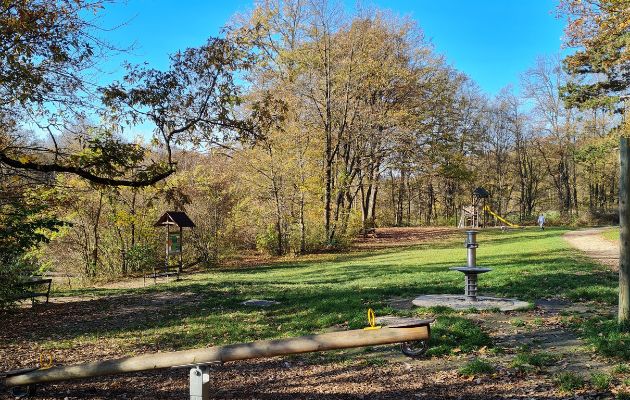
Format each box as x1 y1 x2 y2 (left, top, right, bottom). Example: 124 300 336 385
558 0 630 325
0 0 262 296
523 56 579 217
0 1 172 187
559 0 629 112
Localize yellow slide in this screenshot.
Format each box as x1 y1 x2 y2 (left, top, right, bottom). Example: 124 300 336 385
483 205 520 228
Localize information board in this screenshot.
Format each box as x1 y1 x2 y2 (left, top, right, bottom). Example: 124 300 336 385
168 232 182 254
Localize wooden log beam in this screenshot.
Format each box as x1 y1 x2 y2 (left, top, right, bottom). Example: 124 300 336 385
5 326 430 388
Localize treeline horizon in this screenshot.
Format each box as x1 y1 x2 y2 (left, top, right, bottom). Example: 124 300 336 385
0 0 623 283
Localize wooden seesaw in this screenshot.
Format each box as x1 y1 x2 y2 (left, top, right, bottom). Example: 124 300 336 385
2 312 432 399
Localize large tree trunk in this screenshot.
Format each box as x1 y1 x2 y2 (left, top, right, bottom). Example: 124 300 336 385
299 191 306 253
323 33 333 246
395 169 405 226
90 192 103 278
426 180 435 225
130 189 137 247
619 136 630 326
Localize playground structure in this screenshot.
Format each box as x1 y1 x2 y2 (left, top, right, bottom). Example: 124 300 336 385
449 230 492 301
458 187 519 229
3 319 431 399
413 230 529 311
482 205 519 228
458 187 488 228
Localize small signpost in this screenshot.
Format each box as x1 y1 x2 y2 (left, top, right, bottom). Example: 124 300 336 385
152 211 195 283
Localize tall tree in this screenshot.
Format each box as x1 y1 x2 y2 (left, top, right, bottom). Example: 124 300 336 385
0 0 254 187
0 0 168 186
558 0 630 325
523 56 579 216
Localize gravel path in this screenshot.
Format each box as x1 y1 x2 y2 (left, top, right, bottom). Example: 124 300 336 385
563 227 619 269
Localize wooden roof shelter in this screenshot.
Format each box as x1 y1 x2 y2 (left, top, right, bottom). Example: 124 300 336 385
473 187 490 199
154 211 196 228
151 211 195 280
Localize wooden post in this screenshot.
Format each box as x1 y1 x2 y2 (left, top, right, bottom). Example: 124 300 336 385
179 226 183 274
165 222 170 277
620 97 630 326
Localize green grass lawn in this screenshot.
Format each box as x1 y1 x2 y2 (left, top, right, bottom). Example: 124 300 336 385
33 228 619 359
602 227 620 242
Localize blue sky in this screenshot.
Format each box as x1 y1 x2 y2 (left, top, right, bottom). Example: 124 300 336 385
98 1 567 96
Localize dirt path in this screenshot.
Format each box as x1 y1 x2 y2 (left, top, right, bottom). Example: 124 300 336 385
563 227 618 269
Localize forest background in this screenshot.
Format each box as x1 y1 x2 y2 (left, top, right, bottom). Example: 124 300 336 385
0 0 624 287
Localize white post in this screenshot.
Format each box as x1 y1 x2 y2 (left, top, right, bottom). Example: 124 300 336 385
189 366 210 400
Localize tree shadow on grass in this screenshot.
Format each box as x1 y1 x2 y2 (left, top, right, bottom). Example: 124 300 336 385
211 228 567 279
1 250 615 348
1 226 615 374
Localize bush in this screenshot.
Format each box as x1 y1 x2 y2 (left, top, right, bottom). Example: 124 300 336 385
554 372 584 392
126 244 159 274
459 358 495 376
0 258 35 309
543 210 563 226
590 372 612 390
256 224 283 255
0 201 63 309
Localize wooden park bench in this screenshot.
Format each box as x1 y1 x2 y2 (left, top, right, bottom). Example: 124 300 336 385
143 266 180 285
14 277 52 305
360 227 378 238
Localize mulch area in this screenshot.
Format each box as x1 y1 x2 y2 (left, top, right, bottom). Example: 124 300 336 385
0 291 612 399
1 356 581 399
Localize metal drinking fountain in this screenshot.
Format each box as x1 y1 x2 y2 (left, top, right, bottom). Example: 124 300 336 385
449 230 491 301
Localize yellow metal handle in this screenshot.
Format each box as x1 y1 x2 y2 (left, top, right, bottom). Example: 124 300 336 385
39 352 53 370
364 308 381 330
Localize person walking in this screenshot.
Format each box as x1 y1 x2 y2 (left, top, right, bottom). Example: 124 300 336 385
537 213 545 230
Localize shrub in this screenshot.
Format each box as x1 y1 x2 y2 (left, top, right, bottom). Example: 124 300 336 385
427 316 493 356
0 258 34 309
256 224 283 255
554 372 584 392
0 202 63 309
459 358 495 376
126 244 159 274
590 372 612 391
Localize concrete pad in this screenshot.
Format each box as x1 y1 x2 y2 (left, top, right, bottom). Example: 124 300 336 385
241 299 280 307
412 294 530 311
